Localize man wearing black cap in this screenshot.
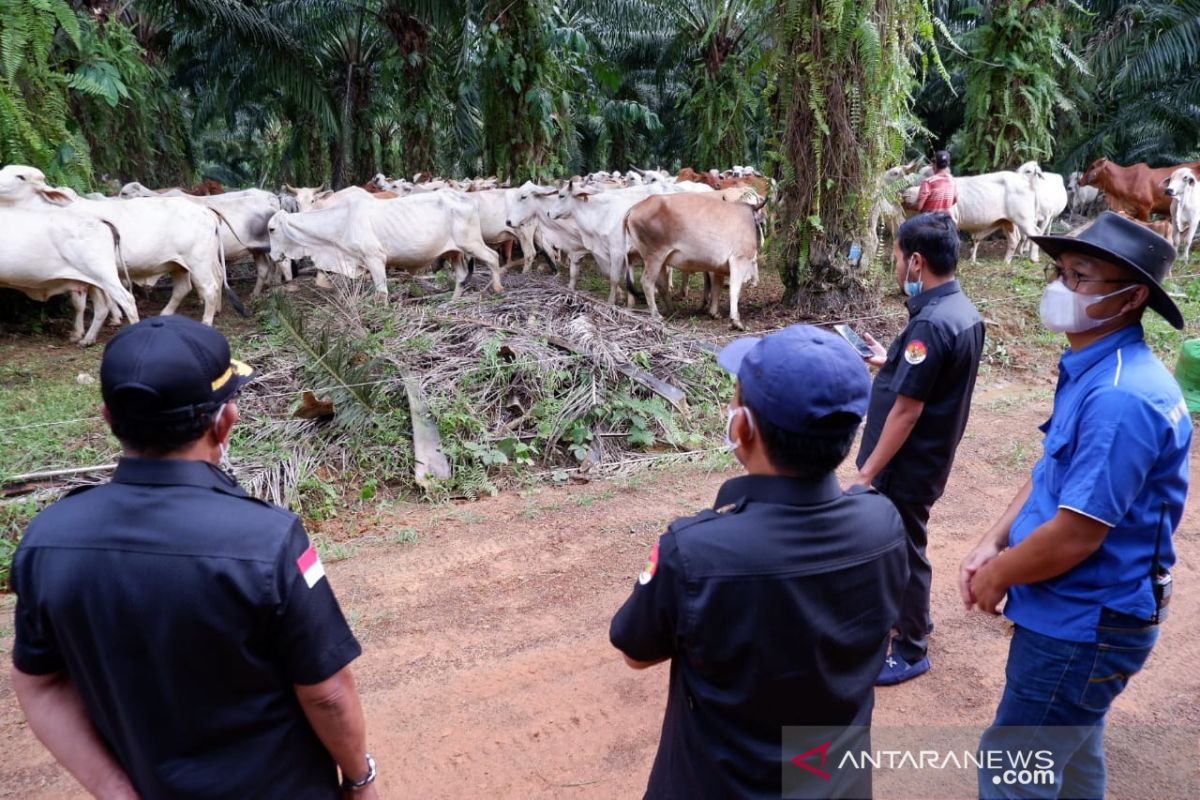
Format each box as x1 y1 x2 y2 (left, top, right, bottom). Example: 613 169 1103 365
960 212 1191 798
10 316 378 800
610 324 908 800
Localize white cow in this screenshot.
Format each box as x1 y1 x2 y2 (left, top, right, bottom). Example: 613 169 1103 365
1 166 228 324
124 184 287 295
901 171 1040 263
1164 167 1200 261
266 191 502 299
506 182 592 289
0 207 139 345
1066 171 1103 216
177 189 284 297
867 162 928 261
452 188 538 273
1016 161 1068 257
544 181 677 305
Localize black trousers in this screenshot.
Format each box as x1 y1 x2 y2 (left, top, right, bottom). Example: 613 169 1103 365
886 495 934 662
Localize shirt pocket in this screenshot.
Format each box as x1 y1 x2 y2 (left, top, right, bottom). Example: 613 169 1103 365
1041 430 1073 497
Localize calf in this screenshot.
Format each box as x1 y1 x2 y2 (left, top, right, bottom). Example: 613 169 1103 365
1163 167 1200 261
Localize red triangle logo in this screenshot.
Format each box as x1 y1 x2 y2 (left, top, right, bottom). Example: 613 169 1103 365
791 741 832 780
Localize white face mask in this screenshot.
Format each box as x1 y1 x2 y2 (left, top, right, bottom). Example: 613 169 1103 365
724 405 755 451
1039 279 1137 333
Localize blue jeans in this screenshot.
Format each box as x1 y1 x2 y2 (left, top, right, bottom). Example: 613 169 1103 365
978 609 1158 800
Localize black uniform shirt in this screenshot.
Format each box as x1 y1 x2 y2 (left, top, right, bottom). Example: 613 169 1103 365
857 280 985 504
11 458 362 800
610 473 908 800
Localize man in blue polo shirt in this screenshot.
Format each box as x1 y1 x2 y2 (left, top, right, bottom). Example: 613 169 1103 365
960 212 1190 799
610 325 909 799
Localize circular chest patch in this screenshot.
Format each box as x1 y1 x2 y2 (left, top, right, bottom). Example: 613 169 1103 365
904 340 928 365
638 541 660 585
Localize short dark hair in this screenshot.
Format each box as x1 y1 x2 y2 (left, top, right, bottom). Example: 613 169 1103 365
751 408 859 480
934 150 951 170
107 388 218 455
898 212 959 276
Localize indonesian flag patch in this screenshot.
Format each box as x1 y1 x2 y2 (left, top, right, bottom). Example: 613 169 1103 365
297 545 327 588
638 541 660 585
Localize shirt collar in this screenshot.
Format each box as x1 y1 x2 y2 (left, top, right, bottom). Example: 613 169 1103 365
713 473 843 509
1059 323 1145 381
906 279 960 316
113 457 247 496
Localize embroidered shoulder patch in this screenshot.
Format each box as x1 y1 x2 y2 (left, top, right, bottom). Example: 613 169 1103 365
638 541 660 585
904 340 928 365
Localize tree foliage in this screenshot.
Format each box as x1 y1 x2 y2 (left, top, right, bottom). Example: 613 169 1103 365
955 1 1072 172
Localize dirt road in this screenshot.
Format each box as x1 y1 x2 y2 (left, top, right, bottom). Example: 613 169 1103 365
2 379 1197 799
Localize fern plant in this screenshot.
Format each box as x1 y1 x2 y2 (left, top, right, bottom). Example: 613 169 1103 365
0 0 90 185
955 1 1073 172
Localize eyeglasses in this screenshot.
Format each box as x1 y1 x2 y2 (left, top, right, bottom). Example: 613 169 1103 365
1044 262 1135 292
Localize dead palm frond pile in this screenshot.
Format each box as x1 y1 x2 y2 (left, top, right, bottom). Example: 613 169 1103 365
231 271 732 510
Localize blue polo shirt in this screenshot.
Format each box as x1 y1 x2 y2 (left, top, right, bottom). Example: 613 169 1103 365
1005 324 1191 643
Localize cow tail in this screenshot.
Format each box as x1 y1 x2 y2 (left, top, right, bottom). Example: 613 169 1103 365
208 208 249 317
98 219 140 323
620 211 645 302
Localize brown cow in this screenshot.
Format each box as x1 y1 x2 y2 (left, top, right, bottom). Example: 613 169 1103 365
623 193 761 329
676 167 769 197
1080 158 1200 221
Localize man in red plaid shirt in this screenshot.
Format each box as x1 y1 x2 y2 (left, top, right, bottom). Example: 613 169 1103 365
916 150 958 213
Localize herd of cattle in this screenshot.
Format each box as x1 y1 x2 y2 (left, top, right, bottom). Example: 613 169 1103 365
0 156 1196 346
870 158 1200 265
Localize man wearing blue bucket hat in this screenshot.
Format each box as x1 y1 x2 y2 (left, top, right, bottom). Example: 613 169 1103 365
960 211 1191 798
610 324 908 799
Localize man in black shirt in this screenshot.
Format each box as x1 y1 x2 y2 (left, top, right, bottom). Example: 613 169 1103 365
849 212 985 685
611 324 908 799
11 317 378 800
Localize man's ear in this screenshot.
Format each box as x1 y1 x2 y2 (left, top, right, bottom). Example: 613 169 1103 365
1123 284 1152 314
101 404 112 426
211 404 236 443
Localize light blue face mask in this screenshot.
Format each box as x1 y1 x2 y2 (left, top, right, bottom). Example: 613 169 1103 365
903 257 924 297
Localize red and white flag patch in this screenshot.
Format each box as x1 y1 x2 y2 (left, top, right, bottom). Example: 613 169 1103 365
296 545 326 588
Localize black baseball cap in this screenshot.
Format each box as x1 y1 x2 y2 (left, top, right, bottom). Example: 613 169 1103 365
101 316 255 423
717 324 870 434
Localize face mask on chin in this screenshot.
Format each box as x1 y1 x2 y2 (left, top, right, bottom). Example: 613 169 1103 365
903 257 923 297
1039 279 1137 333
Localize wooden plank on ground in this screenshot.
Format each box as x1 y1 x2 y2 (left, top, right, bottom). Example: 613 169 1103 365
402 374 452 489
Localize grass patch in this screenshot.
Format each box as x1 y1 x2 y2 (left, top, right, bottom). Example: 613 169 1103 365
0 364 111 482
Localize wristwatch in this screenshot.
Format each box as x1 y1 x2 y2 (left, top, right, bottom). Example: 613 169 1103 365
341 754 376 791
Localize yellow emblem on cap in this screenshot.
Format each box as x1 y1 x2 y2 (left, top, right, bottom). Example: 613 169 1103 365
211 358 254 391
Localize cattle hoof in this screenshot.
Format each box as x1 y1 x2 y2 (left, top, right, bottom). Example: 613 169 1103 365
730 320 745 331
